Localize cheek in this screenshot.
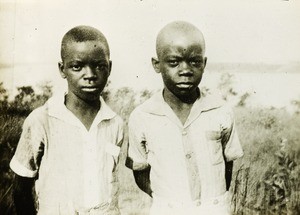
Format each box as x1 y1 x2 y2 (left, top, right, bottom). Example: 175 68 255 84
161 66 175 76
195 70 204 79
161 72 173 83
98 72 109 82
66 75 81 87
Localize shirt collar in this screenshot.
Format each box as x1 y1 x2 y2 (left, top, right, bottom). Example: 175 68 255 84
140 88 224 116
47 92 116 128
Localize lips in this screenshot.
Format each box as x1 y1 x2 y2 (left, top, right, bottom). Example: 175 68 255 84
81 86 99 92
176 83 194 89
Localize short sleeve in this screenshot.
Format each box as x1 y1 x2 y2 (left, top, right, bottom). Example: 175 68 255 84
10 110 46 178
127 109 148 166
116 116 124 148
221 108 244 162
109 116 124 164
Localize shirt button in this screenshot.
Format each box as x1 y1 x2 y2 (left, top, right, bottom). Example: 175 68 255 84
213 199 219 205
182 130 187 135
185 154 191 159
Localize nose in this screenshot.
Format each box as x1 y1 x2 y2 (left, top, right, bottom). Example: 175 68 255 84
83 66 97 80
179 62 193 76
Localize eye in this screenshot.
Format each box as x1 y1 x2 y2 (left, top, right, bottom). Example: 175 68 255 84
190 59 203 67
95 63 109 71
168 60 179 67
71 64 82 71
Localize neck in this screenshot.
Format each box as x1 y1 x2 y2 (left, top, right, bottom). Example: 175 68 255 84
65 93 100 113
163 87 199 107
163 87 200 125
65 93 101 131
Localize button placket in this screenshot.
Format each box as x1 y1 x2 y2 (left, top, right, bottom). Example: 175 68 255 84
181 128 201 201
182 129 191 159
82 127 100 207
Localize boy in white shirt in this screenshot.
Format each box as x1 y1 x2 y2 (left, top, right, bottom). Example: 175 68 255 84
127 21 243 215
10 25 123 215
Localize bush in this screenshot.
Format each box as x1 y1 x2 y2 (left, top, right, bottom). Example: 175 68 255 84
231 107 300 215
0 83 52 214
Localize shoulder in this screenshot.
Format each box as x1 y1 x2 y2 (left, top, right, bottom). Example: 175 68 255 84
99 97 124 126
129 95 155 122
103 104 124 128
202 92 235 125
202 90 231 112
24 102 49 126
111 114 124 127
214 103 235 129
130 92 164 117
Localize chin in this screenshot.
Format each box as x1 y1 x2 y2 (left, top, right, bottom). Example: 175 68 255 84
177 88 199 98
81 93 101 102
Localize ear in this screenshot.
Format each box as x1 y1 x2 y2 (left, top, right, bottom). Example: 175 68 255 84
108 60 112 77
203 57 208 70
58 62 66 79
151 57 160 74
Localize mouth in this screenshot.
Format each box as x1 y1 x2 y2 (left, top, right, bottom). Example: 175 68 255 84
176 83 194 89
81 86 99 92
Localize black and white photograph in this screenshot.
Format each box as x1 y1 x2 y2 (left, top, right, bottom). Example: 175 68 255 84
0 0 300 214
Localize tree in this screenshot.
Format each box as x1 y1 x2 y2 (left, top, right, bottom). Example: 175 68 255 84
0 82 9 111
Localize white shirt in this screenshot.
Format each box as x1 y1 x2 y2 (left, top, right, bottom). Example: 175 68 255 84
10 93 123 214
128 90 243 204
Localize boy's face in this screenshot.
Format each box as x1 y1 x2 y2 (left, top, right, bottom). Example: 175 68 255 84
152 34 207 99
59 41 111 102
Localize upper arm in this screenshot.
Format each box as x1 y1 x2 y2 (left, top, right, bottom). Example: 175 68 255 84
126 110 149 170
112 116 124 165
10 112 46 178
221 108 244 162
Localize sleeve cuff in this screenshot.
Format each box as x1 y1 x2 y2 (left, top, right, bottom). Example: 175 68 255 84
132 161 149 171
225 151 244 162
10 157 37 178
125 156 149 170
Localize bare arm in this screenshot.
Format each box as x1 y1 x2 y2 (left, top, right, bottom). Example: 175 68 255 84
225 160 233 191
126 157 152 197
13 174 36 215
133 166 152 197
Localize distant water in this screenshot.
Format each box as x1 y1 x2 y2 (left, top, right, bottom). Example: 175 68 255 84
1 64 300 110
202 70 300 110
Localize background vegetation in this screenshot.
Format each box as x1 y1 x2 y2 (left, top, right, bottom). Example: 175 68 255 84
0 74 299 214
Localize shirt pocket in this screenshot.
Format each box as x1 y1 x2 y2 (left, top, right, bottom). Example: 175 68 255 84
205 130 223 165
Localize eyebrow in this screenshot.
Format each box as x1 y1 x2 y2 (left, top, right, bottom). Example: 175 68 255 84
165 54 204 59
165 55 182 59
67 59 108 64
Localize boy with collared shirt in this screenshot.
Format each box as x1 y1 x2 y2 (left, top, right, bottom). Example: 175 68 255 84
10 26 123 215
127 21 243 215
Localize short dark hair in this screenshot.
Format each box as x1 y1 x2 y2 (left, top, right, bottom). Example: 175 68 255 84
60 25 110 60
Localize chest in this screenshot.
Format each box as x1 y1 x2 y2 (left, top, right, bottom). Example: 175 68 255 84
169 103 193 125
143 110 230 164
41 118 119 167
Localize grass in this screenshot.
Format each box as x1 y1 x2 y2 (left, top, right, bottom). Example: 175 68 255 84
0 113 26 214
231 107 300 215
0 87 300 214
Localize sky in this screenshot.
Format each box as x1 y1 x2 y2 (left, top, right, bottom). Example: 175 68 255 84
0 0 300 97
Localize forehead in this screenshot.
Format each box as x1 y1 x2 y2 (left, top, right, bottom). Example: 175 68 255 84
160 40 204 58
63 41 109 59
158 32 205 57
